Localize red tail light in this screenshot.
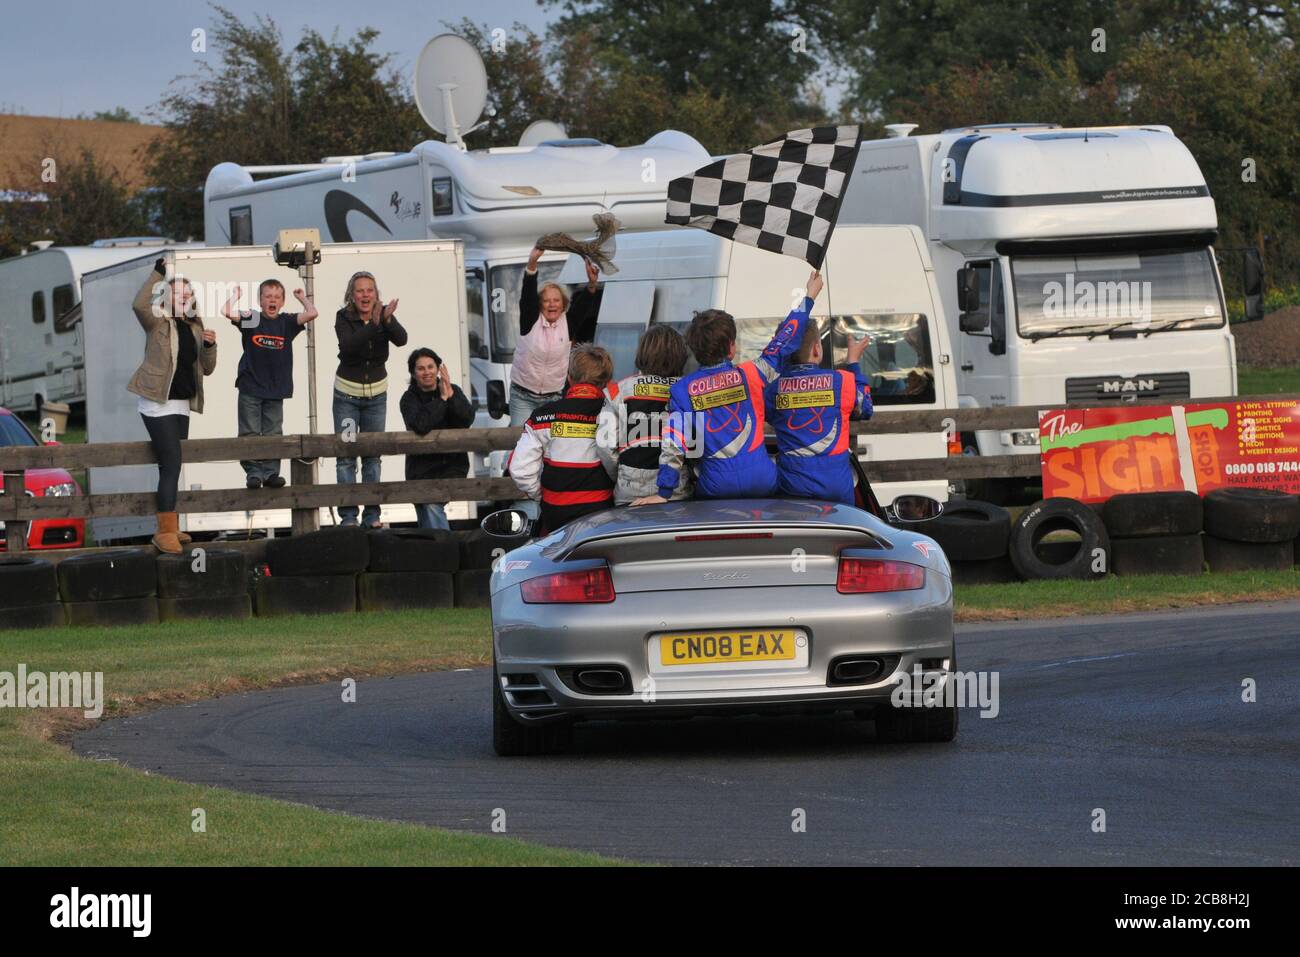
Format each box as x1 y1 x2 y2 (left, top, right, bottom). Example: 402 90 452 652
521 567 615 603
947 434 964 456
837 557 925 593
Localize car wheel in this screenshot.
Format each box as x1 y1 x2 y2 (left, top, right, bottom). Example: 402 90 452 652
491 667 572 756
874 699 958 743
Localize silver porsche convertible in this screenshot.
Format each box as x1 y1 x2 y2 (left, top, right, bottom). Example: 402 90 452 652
482 497 956 755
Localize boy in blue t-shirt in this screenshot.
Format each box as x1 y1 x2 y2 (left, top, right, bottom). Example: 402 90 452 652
222 280 318 488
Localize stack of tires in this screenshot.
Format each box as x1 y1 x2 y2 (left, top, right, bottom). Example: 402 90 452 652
156 548 251 621
449 529 513 608
1101 492 1204 576
0 556 65 629
920 500 1017 584
1007 498 1110 581
359 529 458 611
1201 487 1299 572
57 549 159 625
257 526 365 617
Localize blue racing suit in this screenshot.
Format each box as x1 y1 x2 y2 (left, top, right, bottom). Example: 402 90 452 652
765 361 873 505
656 298 814 500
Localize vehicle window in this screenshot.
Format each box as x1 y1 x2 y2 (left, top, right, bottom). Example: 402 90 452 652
464 269 487 361
229 206 253 245
52 284 76 331
594 325 643 381
487 261 565 363
32 290 46 324
0 414 38 447
832 313 936 406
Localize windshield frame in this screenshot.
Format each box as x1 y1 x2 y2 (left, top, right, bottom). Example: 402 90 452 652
1009 245 1226 341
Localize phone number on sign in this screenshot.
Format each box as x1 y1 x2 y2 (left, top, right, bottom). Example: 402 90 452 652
1224 461 1300 476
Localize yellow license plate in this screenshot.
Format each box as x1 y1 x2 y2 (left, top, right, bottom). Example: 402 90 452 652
658 629 798 666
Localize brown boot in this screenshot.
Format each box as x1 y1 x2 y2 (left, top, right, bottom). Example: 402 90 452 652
177 527 192 545
153 511 182 554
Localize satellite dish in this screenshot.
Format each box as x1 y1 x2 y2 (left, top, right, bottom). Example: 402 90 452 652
413 34 488 150
518 120 569 148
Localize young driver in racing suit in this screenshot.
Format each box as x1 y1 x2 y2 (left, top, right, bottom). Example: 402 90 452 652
765 324 873 506
632 271 823 505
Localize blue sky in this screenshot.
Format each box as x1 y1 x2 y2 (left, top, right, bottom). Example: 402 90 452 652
0 0 552 120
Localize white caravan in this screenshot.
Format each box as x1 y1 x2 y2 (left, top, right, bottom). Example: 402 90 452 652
556 224 961 505
81 241 469 542
202 131 711 435
0 242 172 413
838 123 1237 492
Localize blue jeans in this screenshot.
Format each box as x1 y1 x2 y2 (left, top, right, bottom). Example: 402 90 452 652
333 389 387 526
508 384 561 520
415 502 449 530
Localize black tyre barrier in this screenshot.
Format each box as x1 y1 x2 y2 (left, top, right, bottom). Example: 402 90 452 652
1202 487 1300 543
454 568 493 608
0 556 60 608
923 500 1011 562
1102 491 1203 538
57 549 157 603
156 548 248 599
1008 498 1110 581
948 554 1020 585
158 594 253 622
65 597 159 627
1203 535 1293 573
0 602 66 630
1111 534 1205 577
357 571 455 611
366 529 460 574
253 575 357 617
454 529 507 570
266 526 369 576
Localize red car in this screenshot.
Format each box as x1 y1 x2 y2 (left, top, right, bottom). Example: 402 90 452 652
0 407 85 550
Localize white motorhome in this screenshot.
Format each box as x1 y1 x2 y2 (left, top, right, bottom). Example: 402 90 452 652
81 241 469 542
0 242 171 413
555 224 961 505
202 131 711 435
839 122 1237 494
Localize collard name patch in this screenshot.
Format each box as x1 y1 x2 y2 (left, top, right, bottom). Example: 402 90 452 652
688 369 746 411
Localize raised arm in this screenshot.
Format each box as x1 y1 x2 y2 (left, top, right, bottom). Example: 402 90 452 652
293 288 318 325
567 259 603 344
519 247 543 336
132 259 168 331
752 270 823 384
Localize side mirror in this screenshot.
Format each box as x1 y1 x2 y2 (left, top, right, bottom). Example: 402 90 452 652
959 310 989 334
956 267 981 313
1243 248 1265 322
481 508 532 538
886 495 944 523
487 379 508 420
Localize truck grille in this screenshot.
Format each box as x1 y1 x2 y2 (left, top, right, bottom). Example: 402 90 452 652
1065 372 1190 405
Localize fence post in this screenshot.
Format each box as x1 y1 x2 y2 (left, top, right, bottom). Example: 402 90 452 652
290 457 319 534
3 470 28 552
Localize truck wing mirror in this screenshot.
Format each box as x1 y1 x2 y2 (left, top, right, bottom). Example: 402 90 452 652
959 310 989 334
487 380 508 420
1243 248 1265 322
957 267 981 313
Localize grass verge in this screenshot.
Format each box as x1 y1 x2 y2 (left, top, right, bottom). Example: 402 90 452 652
1236 366 1300 396
0 609 614 866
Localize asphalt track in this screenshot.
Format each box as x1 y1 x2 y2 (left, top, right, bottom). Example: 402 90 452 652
76 602 1300 865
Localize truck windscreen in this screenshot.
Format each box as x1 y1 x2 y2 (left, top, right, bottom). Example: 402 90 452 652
1011 247 1223 339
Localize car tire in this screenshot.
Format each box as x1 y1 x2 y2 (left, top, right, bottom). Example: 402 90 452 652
1203 535 1293 573
0 557 60 608
873 698 958 743
265 526 369 576
65 597 159 627
1008 498 1110 581
0 602 66 630
1202 487 1300 543
357 571 454 611
1111 534 1205 577
253 575 357 617
454 568 493 608
948 554 1020 585
492 667 573 756
1102 491 1203 538
158 594 252 622
58 549 157 602
922 500 1011 562
155 548 248 599
366 529 460 573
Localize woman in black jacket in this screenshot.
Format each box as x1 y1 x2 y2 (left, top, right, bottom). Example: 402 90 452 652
332 271 408 527
400 348 474 530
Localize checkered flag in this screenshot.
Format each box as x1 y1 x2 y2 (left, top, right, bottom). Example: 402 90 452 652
665 125 862 269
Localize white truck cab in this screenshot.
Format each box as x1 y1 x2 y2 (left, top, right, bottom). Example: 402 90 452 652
839 123 1236 491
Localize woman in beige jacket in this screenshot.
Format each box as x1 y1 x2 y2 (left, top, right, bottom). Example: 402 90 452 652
128 258 217 553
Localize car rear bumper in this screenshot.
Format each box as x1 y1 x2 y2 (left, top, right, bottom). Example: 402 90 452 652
491 582 954 723
0 518 85 550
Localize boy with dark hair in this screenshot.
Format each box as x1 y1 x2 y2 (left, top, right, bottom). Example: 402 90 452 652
509 344 617 534
633 270 822 504
222 279 317 488
765 322 873 505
